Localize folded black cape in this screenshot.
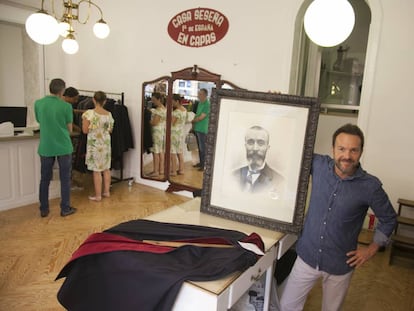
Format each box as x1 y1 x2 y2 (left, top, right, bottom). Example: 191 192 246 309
56 219 263 311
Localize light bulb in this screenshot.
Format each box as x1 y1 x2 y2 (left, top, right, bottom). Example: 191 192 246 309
62 35 79 54
58 20 71 37
93 19 110 39
25 11 60 45
304 0 355 47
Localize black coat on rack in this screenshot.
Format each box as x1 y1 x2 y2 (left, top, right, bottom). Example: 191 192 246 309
73 90 134 184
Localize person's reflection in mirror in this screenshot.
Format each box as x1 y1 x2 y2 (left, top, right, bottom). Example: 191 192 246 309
170 94 187 176
191 88 210 171
148 92 166 177
143 97 153 154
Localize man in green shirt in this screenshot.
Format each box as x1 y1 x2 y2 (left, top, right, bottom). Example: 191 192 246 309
191 88 210 171
35 78 77 218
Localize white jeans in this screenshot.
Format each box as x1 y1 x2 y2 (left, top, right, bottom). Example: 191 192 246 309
279 256 353 311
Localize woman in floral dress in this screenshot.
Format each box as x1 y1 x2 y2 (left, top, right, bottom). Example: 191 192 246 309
170 94 187 176
82 91 114 201
149 92 167 177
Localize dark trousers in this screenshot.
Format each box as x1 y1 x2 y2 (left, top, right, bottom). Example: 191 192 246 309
195 131 206 167
39 154 72 213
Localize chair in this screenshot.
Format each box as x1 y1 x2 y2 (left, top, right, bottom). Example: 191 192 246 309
389 198 414 265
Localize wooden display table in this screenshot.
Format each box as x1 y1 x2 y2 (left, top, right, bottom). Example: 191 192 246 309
145 198 288 311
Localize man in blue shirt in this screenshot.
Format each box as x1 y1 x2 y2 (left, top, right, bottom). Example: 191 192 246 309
280 124 397 311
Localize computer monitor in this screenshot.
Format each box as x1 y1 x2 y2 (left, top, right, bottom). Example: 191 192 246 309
0 107 27 128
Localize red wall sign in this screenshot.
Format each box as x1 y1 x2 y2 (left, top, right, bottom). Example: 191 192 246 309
167 8 229 48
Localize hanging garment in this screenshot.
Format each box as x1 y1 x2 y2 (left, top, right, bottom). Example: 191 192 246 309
105 101 134 169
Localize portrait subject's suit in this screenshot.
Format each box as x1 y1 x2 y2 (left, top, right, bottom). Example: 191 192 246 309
233 164 285 198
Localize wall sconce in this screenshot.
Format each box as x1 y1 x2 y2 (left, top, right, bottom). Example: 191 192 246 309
304 0 355 47
25 0 110 54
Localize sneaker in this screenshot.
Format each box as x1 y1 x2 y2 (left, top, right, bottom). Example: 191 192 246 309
61 207 77 217
40 209 49 218
71 185 84 191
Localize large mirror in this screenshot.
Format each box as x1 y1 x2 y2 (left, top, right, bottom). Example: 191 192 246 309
141 76 171 181
141 65 243 193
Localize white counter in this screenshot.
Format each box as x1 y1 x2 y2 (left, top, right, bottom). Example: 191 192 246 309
0 135 59 211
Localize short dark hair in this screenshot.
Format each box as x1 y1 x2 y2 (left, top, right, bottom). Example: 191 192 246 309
152 92 166 105
199 88 208 96
332 123 365 151
63 87 79 97
49 78 66 95
172 94 181 101
93 91 107 104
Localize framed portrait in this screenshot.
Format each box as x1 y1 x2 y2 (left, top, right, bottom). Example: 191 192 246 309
200 88 320 234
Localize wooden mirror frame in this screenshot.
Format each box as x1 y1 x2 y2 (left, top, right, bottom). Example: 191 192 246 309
141 76 172 182
140 65 244 194
166 65 222 193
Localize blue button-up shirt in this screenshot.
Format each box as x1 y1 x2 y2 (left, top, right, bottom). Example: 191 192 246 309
296 154 397 275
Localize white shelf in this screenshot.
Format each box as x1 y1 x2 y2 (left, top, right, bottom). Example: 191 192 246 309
320 103 360 114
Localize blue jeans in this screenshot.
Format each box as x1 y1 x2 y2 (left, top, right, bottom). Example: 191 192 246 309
195 131 207 167
39 154 72 213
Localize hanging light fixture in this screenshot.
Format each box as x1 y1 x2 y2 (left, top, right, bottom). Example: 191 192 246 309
25 0 110 54
304 0 355 47
62 30 79 54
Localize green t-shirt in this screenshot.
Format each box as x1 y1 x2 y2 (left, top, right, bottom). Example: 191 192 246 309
194 99 210 134
35 95 73 156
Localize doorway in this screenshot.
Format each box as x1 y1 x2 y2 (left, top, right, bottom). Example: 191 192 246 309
289 0 376 154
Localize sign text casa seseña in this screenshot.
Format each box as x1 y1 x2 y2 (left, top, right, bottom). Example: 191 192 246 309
167 8 229 48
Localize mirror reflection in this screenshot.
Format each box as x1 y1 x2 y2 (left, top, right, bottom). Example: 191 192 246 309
169 81 215 189
141 65 243 194
142 79 168 180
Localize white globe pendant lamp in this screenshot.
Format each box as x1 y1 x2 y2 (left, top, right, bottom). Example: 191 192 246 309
62 33 79 54
93 19 110 39
304 0 355 47
25 1 110 55
58 19 71 37
25 10 60 45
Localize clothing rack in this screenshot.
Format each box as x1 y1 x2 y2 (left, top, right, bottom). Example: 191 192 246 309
78 89 124 103
77 89 133 185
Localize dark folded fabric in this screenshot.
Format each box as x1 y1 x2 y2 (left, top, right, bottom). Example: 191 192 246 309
56 219 263 311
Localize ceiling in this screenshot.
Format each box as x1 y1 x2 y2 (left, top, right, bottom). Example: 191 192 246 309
1 0 47 11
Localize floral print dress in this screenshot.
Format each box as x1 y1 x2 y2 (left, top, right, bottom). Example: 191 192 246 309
82 109 114 172
171 108 187 154
150 107 166 153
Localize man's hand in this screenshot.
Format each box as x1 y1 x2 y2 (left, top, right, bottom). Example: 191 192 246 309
346 243 380 268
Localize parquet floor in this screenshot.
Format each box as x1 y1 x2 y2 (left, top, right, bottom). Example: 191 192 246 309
0 175 190 311
0 174 413 310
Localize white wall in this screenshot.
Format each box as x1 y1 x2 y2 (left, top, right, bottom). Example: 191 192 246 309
42 0 303 190
5 0 414 209
0 4 44 126
361 0 414 207
0 22 25 107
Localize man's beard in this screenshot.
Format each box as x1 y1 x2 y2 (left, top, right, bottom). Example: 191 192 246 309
335 158 358 175
247 151 265 170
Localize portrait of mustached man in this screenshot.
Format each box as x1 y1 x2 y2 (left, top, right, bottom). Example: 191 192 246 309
232 125 284 198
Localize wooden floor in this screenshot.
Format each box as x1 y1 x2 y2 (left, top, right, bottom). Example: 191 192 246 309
0 176 413 310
